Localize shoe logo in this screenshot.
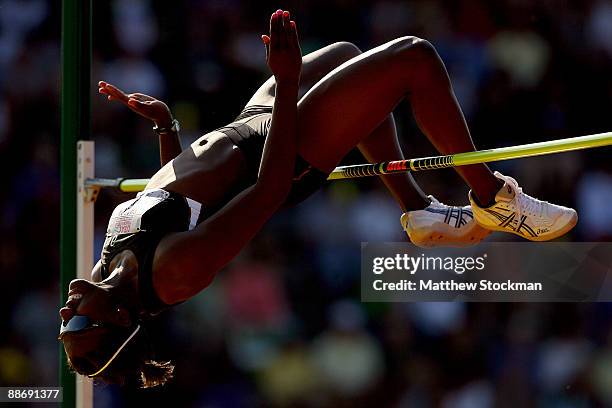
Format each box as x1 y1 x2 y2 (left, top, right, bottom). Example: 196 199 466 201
426 207 473 228
485 207 538 237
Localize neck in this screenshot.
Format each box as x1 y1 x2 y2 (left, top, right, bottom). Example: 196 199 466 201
103 250 142 314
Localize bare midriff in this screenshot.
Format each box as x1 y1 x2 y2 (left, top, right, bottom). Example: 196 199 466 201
146 131 249 207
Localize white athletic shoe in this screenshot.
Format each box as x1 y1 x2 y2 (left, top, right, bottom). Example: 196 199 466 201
469 171 578 241
401 196 492 248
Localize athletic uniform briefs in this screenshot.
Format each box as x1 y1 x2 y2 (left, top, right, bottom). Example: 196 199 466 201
216 104 329 206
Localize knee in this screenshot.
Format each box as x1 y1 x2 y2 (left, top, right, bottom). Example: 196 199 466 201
388 36 439 64
331 41 362 60
386 36 443 82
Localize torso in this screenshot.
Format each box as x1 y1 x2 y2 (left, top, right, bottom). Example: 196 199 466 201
145 107 273 212
100 108 274 310
146 131 249 209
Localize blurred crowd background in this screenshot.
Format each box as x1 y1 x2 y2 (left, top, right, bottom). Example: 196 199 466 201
1 0 612 407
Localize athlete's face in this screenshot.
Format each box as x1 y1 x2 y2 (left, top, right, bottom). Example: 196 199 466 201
61 324 113 375
59 279 133 374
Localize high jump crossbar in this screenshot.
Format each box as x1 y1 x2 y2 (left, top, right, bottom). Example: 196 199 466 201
84 131 612 194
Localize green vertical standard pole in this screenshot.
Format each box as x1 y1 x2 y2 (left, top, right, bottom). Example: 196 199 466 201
60 1 91 407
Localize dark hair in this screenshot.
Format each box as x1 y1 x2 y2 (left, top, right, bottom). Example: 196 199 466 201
66 325 174 388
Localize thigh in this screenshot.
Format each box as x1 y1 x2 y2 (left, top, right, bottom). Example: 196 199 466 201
244 42 362 108
296 37 423 172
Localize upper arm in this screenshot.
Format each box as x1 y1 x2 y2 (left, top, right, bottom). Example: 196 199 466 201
152 183 285 304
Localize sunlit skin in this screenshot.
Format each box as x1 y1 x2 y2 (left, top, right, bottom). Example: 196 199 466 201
61 9 504 367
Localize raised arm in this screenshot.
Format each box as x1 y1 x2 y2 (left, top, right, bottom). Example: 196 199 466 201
153 10 302 304
98 81 182 166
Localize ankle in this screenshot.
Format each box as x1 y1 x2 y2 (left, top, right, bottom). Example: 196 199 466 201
472 189 498 208
401 194 432 212
473 177 504 208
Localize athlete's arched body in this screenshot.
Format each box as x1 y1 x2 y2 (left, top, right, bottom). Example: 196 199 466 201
59 10 577 387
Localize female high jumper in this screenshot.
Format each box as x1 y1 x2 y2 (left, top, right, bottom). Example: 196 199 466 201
59 10 577 387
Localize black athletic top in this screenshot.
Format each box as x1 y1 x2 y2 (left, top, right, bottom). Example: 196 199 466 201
100 189 195 319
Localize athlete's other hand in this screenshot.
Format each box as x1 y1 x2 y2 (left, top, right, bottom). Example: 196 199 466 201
98 81 174 128
262 10 301 83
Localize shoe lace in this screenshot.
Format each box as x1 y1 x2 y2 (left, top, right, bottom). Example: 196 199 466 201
506 176 547 219
428 195 440 205
428 195 469 211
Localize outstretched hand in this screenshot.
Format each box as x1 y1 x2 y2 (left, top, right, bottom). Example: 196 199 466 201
261 10 301 83
98 81 173 128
